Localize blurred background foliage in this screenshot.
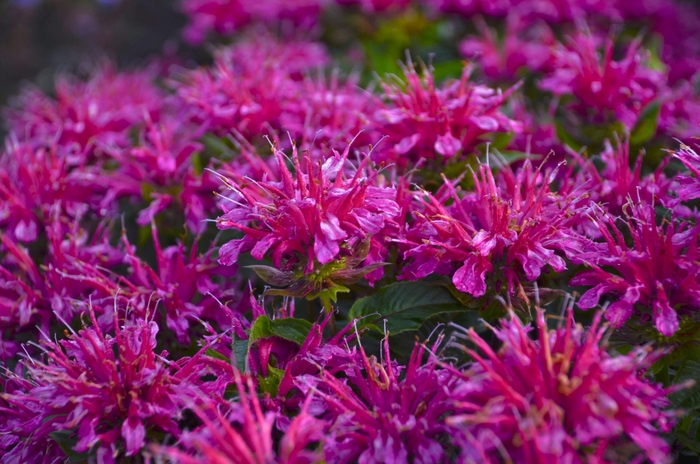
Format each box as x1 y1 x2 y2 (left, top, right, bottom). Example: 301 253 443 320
0 0 197 112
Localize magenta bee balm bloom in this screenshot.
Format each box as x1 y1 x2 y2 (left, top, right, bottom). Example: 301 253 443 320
215 142 401 287
0 308 234 463
572 204 700 337
374 60 522 167
402 159 585 299
448 309 680 464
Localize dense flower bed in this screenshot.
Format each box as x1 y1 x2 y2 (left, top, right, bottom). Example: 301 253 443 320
3 0 700 462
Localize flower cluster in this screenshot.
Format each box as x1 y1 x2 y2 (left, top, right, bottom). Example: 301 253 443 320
373 61 522 166
1 0 700 462
215 142 401 295
181 0 327 45
6 66 164 157
572 204 700 337
448 309 679 464
401 160 585 300
302 338 455 463
539 33 663 131
0 308 233 463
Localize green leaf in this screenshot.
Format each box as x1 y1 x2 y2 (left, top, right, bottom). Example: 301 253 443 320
492 149 530 165
671 361 700 410
233 338 248 371
248 316 313 346
49 430 93 461
268 318 314 345
486 132 514 151
258 366 285 396
670 360 700 455
630 101 660 145
348 281 471 335
205 348 230 363
554 119 584 152
249 315 274 343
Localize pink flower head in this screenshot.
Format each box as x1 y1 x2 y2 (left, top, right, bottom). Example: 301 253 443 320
402 159 585 300
0 211 125 340
0 138 105 243
539 31 665 130
275 313 356 402
572 203 700 337
300 335 456 464
102 114 215 234
156 371 326 464
215 142 401 286
459 15 556 81
173 37 329 139
0 308 233 463
657 82 700 141
216 34 330 79
121 224 226 344
6 65 163 158
447 309 679 464
374 60 522 167
181 0 327 44
571 140 673 220
279 69 379 153
0 373 66 463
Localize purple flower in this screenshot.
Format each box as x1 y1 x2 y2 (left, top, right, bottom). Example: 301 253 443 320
373 60 522 167
0 139 105 243
121 224 228 344
572 203 700 337
569 140 674 220
181 0 327 44
301 336 456 464
447 309 680 464
5 65 163 158
0 308 233 463
401 160 585 300
658 82 700 141
173 36 329 139
539 31 664 130
278 69 379 153
460 15 556 81
155 371 325 464
215 143 401 290
672 143 700 202
102 114 216 234
0 211 125 340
